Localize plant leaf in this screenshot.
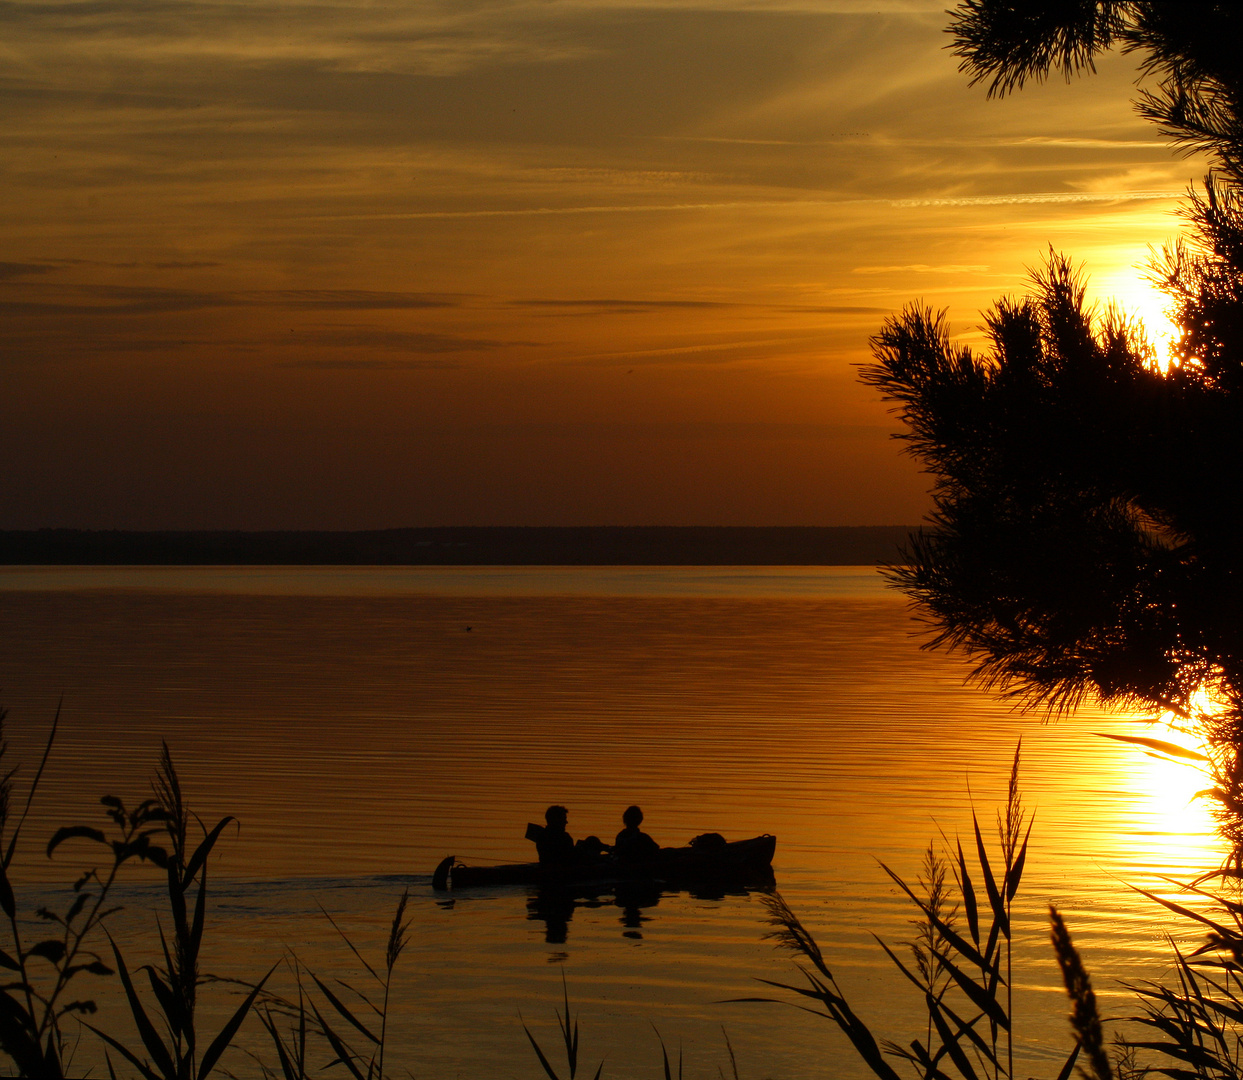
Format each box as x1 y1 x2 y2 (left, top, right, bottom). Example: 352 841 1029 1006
107 935 176 1079
198 961 276 1080
1097 732 1209 762
46 826 107 858
184 817 235 887
82 1021 164 1080
310 972 378 1044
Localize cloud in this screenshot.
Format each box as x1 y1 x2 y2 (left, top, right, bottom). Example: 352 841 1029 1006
474 420 899 439
263 290 469 311
888 190 1183 208
512 298 736 313
274 357 463 370
559 331 837 366
0 262 56 280
853 264 990 275
0 284 469 316
286 328 536 351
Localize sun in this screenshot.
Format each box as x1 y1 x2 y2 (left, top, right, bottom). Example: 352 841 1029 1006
1095 271 1183 372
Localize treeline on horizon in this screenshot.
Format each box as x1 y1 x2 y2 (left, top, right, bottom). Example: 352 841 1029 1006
0 525 918 566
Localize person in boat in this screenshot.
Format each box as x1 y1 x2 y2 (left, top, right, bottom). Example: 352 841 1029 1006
613 805 660 866
527 805 609 868
529 804 576 867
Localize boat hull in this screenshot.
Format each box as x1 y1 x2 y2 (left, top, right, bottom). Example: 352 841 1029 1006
433 834 776 891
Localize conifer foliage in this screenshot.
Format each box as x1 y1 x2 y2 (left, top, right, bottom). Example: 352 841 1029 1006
862 3 1243 834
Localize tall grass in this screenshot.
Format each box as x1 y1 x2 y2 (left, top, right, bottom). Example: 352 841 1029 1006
253 891 411 1080
741 743 1077 1080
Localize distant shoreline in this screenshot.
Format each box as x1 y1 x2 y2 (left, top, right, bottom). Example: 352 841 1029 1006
0 526 919 566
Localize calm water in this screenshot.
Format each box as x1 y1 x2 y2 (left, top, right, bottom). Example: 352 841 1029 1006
0 566 1223 1079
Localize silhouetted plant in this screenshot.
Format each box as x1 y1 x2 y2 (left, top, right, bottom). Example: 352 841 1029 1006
1049 906 1113 1080
744 745 1082 1080
522 976 732 1080
64 743 274 1080
0 707 173 1078
948 2 1243 178
254 890 411 1080
523 974 604 1080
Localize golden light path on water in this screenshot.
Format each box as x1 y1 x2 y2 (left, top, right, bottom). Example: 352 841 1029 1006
0 566 1235 1079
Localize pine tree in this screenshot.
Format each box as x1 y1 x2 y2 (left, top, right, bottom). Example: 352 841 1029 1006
863 3 1243 845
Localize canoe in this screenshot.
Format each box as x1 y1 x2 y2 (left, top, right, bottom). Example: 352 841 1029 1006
432 833 776 891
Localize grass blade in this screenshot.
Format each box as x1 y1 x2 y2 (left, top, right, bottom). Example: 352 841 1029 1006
972 813 1008 939
197 961 276 1080
310 1001 367 1080
5 704 59 870
310 973 379 1044
956 838 980 948
82 1022 164 1080
522 1017 565 1080
107 936 175 1079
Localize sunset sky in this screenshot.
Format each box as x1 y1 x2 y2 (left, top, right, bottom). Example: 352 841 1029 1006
2 0 1206 529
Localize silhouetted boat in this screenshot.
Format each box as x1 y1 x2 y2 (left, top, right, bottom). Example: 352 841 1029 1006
432 833 776 891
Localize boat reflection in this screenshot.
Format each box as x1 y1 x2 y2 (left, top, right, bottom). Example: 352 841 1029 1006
526 878 773 944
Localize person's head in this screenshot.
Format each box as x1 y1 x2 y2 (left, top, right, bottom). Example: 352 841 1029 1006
545 805 569 828
622 805 643 828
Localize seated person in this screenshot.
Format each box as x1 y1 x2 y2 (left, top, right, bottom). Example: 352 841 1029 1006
613 805 660 865
527 805 575 867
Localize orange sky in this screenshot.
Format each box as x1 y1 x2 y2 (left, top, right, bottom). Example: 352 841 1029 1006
1 0 1205 528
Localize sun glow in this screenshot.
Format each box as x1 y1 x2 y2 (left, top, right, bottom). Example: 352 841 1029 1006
1098 272 1183 372
1105 717 1223 882
1127 687 1232 872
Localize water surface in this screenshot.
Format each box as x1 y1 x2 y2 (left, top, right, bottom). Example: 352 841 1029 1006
0 566 1220 1078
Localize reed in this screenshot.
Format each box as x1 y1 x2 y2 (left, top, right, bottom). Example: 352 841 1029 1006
522 974 605 1080
1049 905 1112 1080
741 742 1079 1080
521 977 741 1080
0 708 176 1077
0 714 271 1079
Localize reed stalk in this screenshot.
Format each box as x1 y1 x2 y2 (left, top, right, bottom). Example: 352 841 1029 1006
744 741 1072 1080
1049 905 1112 1080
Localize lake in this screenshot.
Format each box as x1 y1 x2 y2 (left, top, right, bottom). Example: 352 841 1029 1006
0 565 1223 1079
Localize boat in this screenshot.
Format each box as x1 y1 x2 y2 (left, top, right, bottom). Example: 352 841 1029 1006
432 833 776 891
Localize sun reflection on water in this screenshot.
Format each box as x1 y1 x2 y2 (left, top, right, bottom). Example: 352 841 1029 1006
1095 714 1222 890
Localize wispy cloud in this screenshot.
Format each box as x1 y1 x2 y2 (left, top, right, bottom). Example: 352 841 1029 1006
853 263 990 275
284 328 536 351
0 284 470 316
512 298 736 312
0 262 56 280
274 357 463 370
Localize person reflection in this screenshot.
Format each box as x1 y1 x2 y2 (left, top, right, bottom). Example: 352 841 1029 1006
528 887 577 944
614 880 661 939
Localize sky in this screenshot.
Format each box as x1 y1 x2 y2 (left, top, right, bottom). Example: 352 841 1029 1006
1 0 1208 529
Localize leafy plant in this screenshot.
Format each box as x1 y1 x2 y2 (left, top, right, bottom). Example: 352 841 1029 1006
0 706 170 1077
66 743 274 1080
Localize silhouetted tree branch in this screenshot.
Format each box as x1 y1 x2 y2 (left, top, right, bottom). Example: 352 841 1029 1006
865 4 1243 853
